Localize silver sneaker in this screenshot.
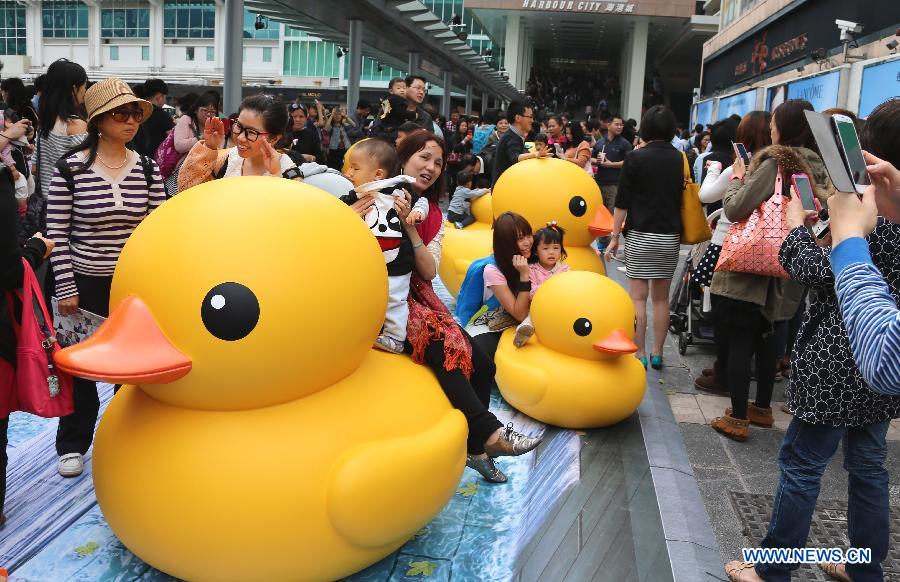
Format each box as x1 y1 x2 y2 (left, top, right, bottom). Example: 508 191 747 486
513 322 535 348
374 335 404 354
466 454 507 483
484 423 542 458
58 453 84 477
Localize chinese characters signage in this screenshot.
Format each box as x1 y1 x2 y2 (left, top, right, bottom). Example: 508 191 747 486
520 1 635 13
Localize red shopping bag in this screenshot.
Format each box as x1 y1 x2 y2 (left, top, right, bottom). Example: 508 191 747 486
5 259 74 418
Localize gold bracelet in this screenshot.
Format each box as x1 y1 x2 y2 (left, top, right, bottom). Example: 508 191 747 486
412 241 424 249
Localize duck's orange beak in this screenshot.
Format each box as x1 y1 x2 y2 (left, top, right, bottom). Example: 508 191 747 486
54 295 192 384
593 328 638 355
588 205 613 237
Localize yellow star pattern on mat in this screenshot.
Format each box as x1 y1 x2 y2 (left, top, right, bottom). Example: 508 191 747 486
74 542 100 558
456 481 479 497
406 560 437 577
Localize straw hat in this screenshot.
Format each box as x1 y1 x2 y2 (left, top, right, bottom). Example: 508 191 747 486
84 78 152 124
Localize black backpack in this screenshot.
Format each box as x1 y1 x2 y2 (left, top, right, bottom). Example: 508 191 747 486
55 154 156 193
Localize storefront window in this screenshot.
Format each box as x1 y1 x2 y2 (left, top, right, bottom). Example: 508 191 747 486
164 1 215 39
101 1 150 38
42 1 88 38
0 1 26 54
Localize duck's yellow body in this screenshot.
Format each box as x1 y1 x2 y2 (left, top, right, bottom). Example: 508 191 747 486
440 158 611 296
494 271 646 428
55 177 467 581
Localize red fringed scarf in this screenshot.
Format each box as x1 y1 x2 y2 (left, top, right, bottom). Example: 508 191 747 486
407 201 474 379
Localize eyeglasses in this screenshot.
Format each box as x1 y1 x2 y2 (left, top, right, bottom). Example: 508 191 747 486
231 120 270 142
109 107 144 123
197 106 216 116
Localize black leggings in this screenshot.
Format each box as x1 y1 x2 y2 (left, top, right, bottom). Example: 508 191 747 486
714 297 775 420
414 331 503 455
56 274 113 457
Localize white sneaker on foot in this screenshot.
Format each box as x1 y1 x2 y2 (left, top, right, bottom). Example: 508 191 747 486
513 322 534 348
58 453 84 477
374 335 404 354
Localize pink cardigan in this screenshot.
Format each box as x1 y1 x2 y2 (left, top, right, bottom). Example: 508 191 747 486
173 115 200 154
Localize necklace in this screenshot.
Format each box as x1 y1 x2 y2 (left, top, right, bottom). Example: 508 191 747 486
97 151 129 169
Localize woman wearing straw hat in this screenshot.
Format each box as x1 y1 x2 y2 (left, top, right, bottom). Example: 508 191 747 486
46 77 166 478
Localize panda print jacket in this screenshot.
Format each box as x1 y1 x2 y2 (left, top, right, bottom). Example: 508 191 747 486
779 222 900 426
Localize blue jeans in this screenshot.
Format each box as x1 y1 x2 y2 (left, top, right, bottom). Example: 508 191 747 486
755 417 890 582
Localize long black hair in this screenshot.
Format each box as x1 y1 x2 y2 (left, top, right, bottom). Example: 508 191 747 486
62 122 101 174
38 59 88 139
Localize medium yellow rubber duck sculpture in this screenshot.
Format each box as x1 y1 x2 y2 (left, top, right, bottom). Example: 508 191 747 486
495 271 646 428
440 157 612 296
53 177 467 582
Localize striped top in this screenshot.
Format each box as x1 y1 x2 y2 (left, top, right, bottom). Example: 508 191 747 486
37 117 87 199
47 150 165 299
832 236 900 396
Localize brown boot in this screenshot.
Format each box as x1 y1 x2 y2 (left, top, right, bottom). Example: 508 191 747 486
711 414 749 441
695 374 730 395
725 403 774 428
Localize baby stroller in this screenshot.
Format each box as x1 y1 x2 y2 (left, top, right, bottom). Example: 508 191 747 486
669 210 720 355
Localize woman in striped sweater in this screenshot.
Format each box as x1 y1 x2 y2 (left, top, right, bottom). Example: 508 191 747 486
46 78 166 478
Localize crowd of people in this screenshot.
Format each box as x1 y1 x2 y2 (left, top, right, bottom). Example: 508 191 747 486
2 56 900 582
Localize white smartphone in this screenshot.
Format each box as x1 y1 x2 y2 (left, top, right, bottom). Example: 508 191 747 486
831 114 870 195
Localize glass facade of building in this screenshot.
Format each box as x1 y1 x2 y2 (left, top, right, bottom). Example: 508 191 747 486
283 28 341 77
42 0 88 38
163 0 215 38
243 9 278 39
101 1 150 38
0 1 26 55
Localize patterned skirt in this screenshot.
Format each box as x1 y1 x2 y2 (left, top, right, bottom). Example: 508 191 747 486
623 230 681 280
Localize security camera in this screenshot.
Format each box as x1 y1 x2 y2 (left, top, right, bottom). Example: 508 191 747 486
836 19 863 42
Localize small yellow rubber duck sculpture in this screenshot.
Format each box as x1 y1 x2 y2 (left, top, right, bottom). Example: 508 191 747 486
54 177 467 582
440 157 612 296
495 271 646 428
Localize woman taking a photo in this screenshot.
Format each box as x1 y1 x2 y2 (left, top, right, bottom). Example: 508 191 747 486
323 107 354 170
708 100 821 442
178 94 302 191
46 78 166 478
604 105 683 370
545 115 567 155
0 77 39 126
288 103 324 164
389 130 540 484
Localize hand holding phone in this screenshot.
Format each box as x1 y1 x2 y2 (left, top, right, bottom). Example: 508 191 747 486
732 142 750 165
831 114 870 195
791 173 820 212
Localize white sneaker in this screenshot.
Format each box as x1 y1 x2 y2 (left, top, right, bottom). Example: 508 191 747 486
374 335 404 354
513 322 535 348
58 453 84 477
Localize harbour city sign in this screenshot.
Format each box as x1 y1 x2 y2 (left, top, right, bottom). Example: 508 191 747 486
520 0 636 13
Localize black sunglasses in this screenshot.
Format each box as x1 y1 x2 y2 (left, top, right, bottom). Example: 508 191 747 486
109 107 144 123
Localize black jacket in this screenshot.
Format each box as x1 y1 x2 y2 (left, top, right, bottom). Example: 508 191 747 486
1 171 46 365
133 106 174 157
290 128 324 164
491 130 525 187
615 141 683 235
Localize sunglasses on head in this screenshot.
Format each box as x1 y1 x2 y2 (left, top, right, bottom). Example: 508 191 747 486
289 103 308 113
109 107 144 123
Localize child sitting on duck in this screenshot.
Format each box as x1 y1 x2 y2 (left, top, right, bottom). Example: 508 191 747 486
513 222 570 348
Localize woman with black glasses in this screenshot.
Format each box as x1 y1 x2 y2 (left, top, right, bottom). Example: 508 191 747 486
179 94 302 192
288 103 324 164
46 78 166 478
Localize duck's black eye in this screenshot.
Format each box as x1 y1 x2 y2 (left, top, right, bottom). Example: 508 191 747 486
573 318 592 336
201 283 260 341
569 196 587 217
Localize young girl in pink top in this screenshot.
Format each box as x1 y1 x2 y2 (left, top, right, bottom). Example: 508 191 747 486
513 222 570 347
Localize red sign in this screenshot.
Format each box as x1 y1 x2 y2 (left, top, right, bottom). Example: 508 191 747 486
732 30 808 81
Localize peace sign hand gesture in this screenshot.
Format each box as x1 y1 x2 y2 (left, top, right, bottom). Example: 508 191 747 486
203 116 226 150
260 138 282 177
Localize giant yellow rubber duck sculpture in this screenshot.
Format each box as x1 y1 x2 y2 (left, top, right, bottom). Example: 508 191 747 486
54 177 467 582
439 157 612 296
494 271 646 428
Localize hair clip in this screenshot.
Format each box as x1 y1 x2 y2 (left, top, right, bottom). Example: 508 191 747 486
547 220 558 227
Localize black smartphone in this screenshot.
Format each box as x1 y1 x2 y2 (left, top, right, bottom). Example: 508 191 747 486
831 114 870 195
733 142 750 165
